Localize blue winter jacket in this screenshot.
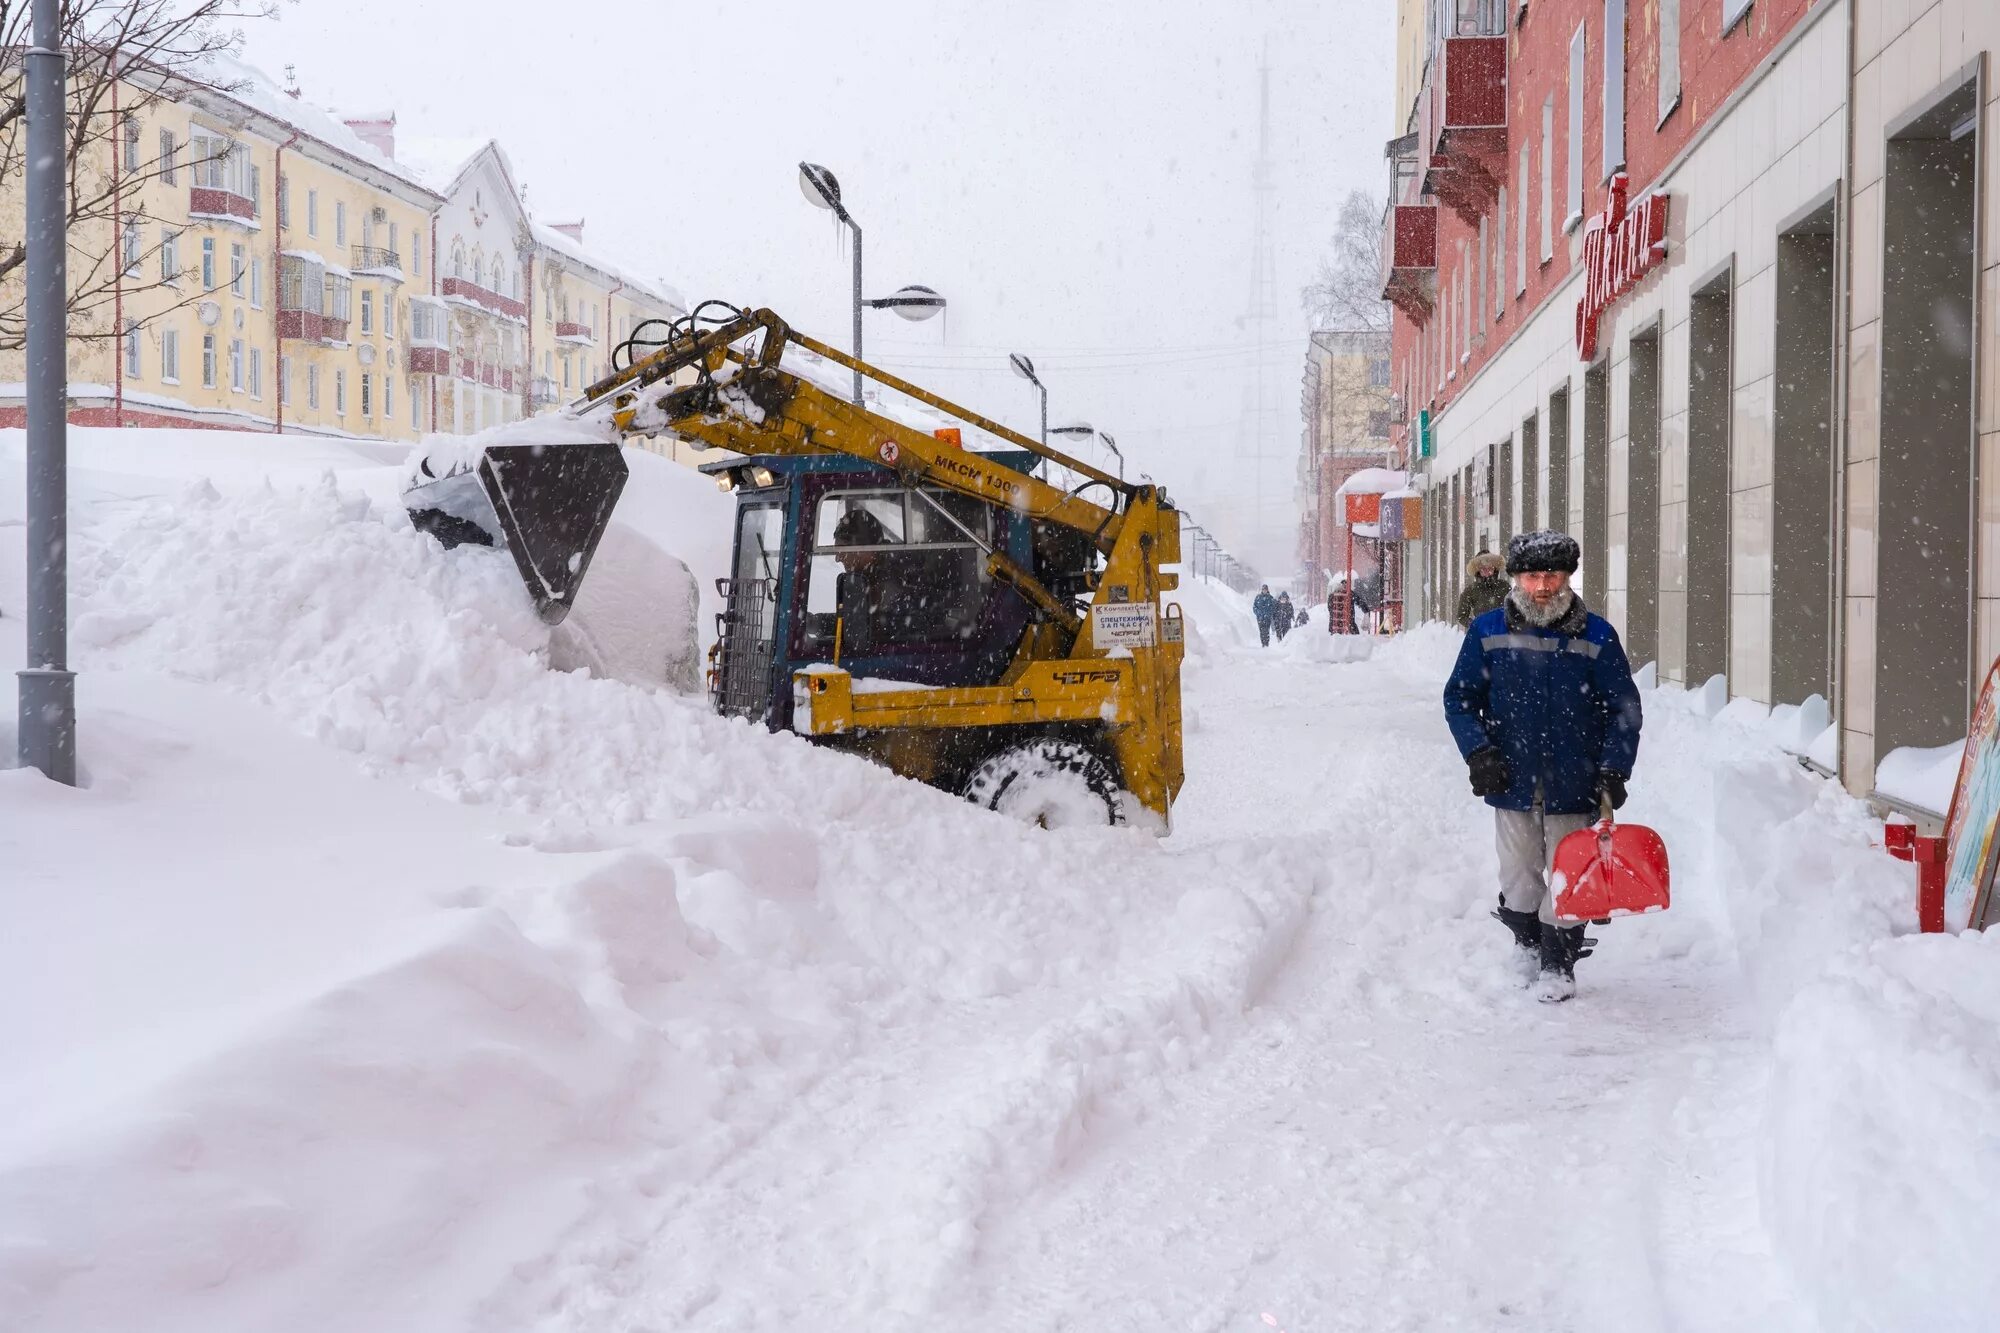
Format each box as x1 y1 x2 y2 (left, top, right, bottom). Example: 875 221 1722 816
1442 594 1642 814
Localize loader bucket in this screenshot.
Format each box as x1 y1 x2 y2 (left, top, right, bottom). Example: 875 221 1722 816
1550 818 1671 924
404 442 628 625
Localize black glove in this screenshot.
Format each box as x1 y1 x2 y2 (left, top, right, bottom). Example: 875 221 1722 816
1466 746 1510 798
1597 770 1629 811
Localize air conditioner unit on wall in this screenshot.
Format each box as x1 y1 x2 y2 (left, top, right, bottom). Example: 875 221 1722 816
371 206 387 223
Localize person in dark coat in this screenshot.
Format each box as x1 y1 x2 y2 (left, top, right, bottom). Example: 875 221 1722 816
1454 551 1509 627
1251 585 1277 646
1273 592 1295 639
1442 529 1643 1002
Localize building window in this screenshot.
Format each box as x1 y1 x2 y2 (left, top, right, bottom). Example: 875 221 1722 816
202 333 216 387
1516 146 1530 294
201 237 215 288
384 374 394 421
1368 357 1390 388
229 338 244 392
122 114 140 177
335 201 347 246
451 244 465 280
250 257 263 309
308 189 319 237
159 129 177 185
361 371 372 418
562 354 571 388
1603 0 1626 181
384 296 395 339
1494 190 1507 319
412 239 421 277
249 347 262 400
308 363 321 409
277 173 290 228
1477 214 1489 336
160 229 179 283
361 211 374 252
1566 24 1585 230
230 242 245 296
124 320 141 378
280 354 291 406
1659 0 1682 123
388 221 398 262
249 164 262 217
122 220 141 277
360 289 374 335
410 379 419 429
163 329 179 383
335 368 347 415
1541 97 1555 260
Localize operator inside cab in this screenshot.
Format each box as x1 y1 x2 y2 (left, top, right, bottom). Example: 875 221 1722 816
832 508 910 655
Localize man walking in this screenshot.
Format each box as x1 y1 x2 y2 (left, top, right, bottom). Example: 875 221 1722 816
1442 531 1642 1002
1273 591 1296 640
1454 551 1509 628
1251 585 1277 647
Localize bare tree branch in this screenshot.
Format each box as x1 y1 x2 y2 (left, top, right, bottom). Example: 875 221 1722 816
1301 189 1391 336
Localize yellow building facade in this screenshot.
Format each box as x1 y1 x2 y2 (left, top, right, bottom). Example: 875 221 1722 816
2 56 688 449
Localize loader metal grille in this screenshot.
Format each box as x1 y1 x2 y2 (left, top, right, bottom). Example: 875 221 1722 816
715 576 779 721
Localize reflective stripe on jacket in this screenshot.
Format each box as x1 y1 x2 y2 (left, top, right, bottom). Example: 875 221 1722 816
1441 596 1642 814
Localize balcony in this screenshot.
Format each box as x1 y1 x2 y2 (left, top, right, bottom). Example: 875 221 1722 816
555 320 594 345
440 275 528 322
352 246 402 276
1380 202 1438 320
189 185 255 224
407 346 450 375
1418 32 1509 225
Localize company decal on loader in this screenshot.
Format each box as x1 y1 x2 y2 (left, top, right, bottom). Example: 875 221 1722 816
1052 668 1123 687
1091 601 1157 648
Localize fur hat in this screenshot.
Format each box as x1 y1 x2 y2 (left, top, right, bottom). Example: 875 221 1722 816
1505 529 1580 575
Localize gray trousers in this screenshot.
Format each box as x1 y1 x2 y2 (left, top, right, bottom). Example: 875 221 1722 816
1495 807 1594 925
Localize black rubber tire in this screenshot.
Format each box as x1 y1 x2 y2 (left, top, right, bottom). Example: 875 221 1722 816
962 739 1127 829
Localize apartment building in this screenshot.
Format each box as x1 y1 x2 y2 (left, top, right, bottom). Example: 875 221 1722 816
0 55 443 439
2 57 688 450
1381 0 1909 791
1296 329 1394 602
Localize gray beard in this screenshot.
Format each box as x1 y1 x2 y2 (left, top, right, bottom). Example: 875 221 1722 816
1509 585 1574 628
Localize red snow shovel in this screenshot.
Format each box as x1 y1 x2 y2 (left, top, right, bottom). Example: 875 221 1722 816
1550 797 1671 925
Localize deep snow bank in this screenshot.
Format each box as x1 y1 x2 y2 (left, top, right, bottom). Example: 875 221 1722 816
3 450 1328 1332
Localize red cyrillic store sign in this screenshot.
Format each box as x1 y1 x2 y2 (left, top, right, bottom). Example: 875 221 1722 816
1574 173 1670 362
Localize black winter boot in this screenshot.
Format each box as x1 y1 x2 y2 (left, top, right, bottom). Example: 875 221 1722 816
1534 924 1587 1003
1492 899 1542 982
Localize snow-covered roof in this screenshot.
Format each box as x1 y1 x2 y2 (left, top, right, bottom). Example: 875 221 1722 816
167 54 442 203
393 136 495 196
531 222 685 314
1333 467 1409 499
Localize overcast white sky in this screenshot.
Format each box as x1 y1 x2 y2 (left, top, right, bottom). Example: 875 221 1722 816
245 0 1394 574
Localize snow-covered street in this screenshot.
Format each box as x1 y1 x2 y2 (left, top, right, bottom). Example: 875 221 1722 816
4 436 1998 1332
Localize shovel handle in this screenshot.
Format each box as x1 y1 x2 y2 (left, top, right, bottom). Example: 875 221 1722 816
1599 791 1615 824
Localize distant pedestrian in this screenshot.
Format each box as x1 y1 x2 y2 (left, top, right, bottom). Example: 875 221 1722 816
1274 592 1296 639
1455 551 1509 628
1252 585 1278 647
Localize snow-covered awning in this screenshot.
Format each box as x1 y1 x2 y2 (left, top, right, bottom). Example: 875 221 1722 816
1334 467 1409 499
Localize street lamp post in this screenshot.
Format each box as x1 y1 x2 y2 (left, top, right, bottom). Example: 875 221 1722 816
18 0 74 784
1051 421 1124 483
1008 352 1047 446
798 162 863 404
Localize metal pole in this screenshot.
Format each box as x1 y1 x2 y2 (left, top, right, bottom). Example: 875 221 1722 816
19 0 76 785
850 219 863 404
1038 382 1047 447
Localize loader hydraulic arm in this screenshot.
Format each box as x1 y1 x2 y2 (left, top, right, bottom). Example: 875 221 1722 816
577 307 1134 555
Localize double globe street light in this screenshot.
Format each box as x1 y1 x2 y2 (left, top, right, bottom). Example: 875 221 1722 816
798 162 945 404
1051 420 1124 481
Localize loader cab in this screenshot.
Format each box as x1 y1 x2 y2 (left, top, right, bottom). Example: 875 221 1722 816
705 450 1047 730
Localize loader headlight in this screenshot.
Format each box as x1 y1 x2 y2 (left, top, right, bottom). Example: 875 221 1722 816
749 466 777 489
715 471 736 492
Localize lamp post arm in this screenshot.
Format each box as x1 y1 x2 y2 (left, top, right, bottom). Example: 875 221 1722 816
849 218 863 405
